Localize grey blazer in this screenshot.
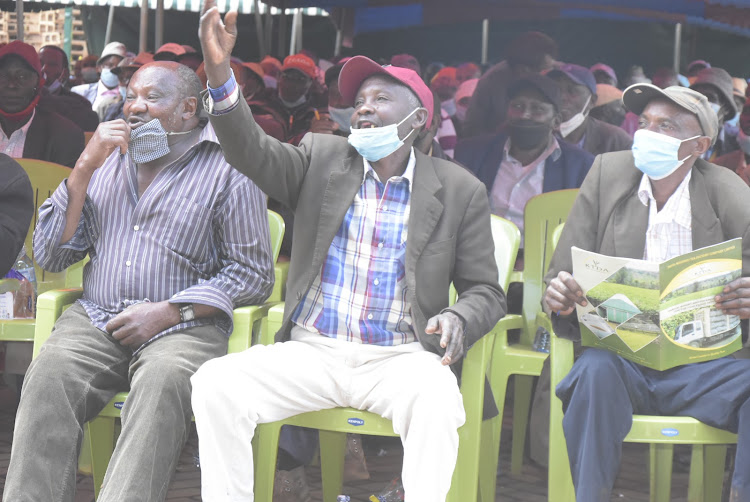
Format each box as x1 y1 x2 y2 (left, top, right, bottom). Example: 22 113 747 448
206 96 506 360
546 150 750 340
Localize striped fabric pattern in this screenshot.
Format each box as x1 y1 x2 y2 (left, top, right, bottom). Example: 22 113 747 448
292 152 416 346
33 121 274 351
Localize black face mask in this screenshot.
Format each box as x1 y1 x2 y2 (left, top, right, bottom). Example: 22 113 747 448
507 119 552 150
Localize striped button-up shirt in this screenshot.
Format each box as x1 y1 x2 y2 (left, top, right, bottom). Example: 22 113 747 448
291 150 416 346
638 170 693 262
33 120 274 350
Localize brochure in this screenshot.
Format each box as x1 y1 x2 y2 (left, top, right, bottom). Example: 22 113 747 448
571 239 742 370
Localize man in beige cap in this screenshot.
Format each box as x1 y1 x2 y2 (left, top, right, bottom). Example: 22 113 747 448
544 83 750 502
72 41 127 110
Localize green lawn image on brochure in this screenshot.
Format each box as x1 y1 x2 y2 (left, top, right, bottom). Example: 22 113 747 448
572 238 743 370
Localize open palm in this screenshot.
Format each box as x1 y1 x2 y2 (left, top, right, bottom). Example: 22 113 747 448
199 0 237 84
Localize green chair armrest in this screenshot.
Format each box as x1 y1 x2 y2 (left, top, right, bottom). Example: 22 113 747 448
33 288 84 359
260 303 285 346
268 262 289 303
228 304 275 354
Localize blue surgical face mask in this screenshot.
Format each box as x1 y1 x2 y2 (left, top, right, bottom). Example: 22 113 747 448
328 106 355 134
119 85 127 99
100 68 119 89
348 108 420 162
632 129 700 180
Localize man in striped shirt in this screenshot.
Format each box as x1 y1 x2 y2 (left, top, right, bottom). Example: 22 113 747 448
3 62 274 502
191 3 506 502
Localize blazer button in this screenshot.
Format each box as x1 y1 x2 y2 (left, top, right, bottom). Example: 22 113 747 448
296 291 302 300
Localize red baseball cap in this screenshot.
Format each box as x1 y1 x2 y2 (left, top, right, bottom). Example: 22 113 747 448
338 55 434 126
0 40 43 81
281 54 317 80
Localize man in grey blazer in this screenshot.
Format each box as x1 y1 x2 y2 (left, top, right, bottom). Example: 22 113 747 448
190 2 506 501
544 83 750 501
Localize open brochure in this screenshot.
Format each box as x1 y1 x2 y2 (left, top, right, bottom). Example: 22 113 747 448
571 239 742 370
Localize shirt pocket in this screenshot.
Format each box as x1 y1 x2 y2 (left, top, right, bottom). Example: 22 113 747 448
164 197 215 264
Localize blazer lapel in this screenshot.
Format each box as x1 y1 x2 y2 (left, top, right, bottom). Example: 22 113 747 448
543 149 563 192
612 190 648 259
478 134 506 190
406 152 444 272
689 164 723 250
311 152 365 269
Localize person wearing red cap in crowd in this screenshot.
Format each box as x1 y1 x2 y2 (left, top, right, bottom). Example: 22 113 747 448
430 66 459 157
456 62 481 84
246 52 331 145
260 55 282 88
191 3 506 501
37 44 100 132
0 40 84 168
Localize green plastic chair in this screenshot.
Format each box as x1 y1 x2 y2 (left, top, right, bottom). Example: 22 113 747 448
476 189 578 501
31 209 285 499
0 159 76 342
545 223 738 502
253 215 521 502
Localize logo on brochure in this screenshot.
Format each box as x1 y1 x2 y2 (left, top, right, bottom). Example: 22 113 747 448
347 418 365 426
584 259 610 274
661 428 679 437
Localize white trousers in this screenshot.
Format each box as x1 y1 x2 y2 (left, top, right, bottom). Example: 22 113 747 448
191 327 466 502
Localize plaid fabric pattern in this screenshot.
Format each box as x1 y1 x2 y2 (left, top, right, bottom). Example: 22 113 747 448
206 70 241 115
638 170 693 262
292 152 416 346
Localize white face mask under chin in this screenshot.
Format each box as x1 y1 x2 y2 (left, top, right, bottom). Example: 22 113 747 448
559 95 591 138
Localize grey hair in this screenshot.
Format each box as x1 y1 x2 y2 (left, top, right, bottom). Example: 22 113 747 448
174 64 204 112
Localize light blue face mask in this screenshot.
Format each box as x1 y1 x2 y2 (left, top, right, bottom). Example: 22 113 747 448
328 106 355 134
348 108 419 162
632 129 700 180
100 68 119 89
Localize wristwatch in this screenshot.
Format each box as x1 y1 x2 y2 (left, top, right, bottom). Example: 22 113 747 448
178 303 195 323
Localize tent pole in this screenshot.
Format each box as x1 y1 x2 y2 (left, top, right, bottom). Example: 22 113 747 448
481 18 489 65
254 0 265 57
278 0 287 57
265 9 273 56
673 22 682 74
139 0 149 53
296 9 303 53
334 28 342 58
63 7 73 57
290 9 299 57
155 0 164 49
15 0 24 42
104 4 116 45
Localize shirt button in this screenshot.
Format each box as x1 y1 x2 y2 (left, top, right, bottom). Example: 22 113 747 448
125 260 131 267
374 278 380 285
382 206 388 211
133 225 140 231
367 313 373 320
378 242 383 248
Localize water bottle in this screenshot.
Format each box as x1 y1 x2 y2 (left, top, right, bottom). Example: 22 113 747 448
337 496 351 502
533 326 550 353
14 246 37 294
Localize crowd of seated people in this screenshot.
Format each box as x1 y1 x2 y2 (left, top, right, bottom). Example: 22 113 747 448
4 9 750 502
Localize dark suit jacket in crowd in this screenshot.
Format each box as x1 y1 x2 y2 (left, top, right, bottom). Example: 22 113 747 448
0 154 33 276
546 151 750 340
23 107 85 168
453 132 595 196
579 116 633 157
39 88 99 132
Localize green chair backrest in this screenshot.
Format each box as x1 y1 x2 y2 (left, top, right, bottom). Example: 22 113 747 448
16 159 73 293
551 222 565 250
492 215 521 292
519 189 578 345
266 209 285 262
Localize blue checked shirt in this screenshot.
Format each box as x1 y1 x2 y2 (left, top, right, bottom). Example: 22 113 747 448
33 120 275 351
208 73 416 346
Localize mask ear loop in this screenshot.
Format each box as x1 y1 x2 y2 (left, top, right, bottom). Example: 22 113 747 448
677 134 702 163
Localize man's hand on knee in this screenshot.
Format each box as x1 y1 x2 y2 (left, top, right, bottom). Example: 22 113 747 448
105 301 181 348
425 312 465 366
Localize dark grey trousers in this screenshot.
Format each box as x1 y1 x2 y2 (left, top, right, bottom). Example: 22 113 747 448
3 303 227 502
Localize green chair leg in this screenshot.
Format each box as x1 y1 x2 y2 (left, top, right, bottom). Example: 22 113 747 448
649 443 674 502
703 444 728 501
478 371 509 502
688 445 705 502
319 430 348 502
254 422 283 502
510 374 535 475
87 416 116 498
548 333 576 502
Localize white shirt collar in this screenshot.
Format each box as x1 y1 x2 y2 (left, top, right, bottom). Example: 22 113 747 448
362 147 416 193
637 169 693 229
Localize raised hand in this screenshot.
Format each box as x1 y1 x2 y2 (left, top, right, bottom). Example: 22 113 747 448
199 0 238 87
